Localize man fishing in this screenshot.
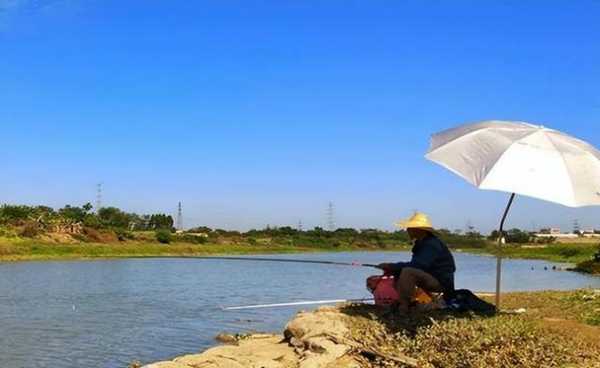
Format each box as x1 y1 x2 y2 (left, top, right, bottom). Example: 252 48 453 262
377 212 456 313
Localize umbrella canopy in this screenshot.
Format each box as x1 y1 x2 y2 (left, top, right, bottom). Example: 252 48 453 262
425 120 600 308
426 121 600 207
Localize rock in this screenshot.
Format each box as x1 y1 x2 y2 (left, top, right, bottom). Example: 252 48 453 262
288 337 304 349
215 333 238 345
173 335 296 368
142 362 191 368
283 306 352 368
142 306 363 368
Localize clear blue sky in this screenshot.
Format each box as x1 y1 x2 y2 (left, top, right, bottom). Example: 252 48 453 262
1 0 599 233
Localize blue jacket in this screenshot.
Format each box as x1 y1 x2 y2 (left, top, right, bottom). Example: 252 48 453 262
393 234 456 292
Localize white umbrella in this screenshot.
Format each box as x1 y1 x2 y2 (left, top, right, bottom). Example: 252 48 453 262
426 120 600 307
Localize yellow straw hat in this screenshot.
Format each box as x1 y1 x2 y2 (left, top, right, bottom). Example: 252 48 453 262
396 212 434 231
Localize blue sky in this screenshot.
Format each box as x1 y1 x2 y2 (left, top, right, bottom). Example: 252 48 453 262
1 0 599 232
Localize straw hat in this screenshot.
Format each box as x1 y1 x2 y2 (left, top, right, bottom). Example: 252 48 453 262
396 212 434 231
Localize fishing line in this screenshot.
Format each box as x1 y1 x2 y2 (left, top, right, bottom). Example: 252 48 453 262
133 256 380 268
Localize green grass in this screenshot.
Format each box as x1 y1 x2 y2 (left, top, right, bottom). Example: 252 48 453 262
1 234 598 275
0 237 411 262
456 242 599 264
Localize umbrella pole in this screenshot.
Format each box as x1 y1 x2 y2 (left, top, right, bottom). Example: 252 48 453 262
495 193 516 308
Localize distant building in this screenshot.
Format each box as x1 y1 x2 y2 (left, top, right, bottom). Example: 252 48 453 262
534 227 578 239
535 226 600 239
538 228 561 235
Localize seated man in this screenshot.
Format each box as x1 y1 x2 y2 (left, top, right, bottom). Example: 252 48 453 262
377 212 456 313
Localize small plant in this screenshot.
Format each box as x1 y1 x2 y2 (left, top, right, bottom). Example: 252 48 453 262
155 229 172 244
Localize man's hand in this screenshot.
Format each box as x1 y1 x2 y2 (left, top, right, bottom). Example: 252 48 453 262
376 263 395 272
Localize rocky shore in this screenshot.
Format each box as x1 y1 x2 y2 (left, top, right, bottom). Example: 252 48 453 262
141 306 394 368
141 290 600 368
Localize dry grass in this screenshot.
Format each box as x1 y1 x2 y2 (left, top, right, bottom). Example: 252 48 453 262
340 290 600 368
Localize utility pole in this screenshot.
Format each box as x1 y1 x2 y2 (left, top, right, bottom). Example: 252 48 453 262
177 202 183 231
96 183 103 213
326 202 336 231
466 219 474 234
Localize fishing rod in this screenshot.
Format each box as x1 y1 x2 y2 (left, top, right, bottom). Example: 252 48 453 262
137 256 380 269
222 298 374 311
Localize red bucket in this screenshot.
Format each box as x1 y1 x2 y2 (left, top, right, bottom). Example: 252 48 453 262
367 275 400 306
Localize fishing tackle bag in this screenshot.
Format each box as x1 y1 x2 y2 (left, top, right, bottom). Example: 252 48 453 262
445 289 497 314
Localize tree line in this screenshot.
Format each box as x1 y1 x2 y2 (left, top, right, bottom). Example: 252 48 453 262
0 204 174 234
0 203 553 246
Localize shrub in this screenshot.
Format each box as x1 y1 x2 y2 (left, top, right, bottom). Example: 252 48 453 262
557 247 581 258
505 228 532 243
83 214 102 229
534 236 556 244
19 223 40 238
575 260 600 275
82 227 119 243
156 229 172 244
114 229 135 241
0 205 35 224
176 234 207 244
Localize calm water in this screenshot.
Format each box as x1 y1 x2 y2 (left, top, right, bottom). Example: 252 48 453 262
1 252 599 368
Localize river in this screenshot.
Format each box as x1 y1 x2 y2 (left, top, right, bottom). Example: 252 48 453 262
1 252 599 368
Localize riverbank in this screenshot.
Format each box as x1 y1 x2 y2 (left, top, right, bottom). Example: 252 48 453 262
1 237 598 275
0 237 412 262
475 242 598 264
138 289 600 368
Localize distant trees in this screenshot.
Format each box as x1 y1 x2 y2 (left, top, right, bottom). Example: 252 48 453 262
2 202 569 249
149 214 174 230
488 229 533 244
0 203 175 234
187 226 212 234
60 204 93 223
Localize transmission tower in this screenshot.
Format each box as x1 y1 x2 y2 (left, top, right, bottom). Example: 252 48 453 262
298 220 303 232
177 202 183 231
96 183 103 213
466 219 474 233
326 202 336 231
573 219 581 234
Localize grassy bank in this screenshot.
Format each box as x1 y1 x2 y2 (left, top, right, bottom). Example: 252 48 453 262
458 242 599 264
139 289 600 368
2 234 599 276
342 289 600 367
0 237 411 262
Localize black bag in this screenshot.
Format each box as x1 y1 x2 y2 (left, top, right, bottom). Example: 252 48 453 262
446 289 497 314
